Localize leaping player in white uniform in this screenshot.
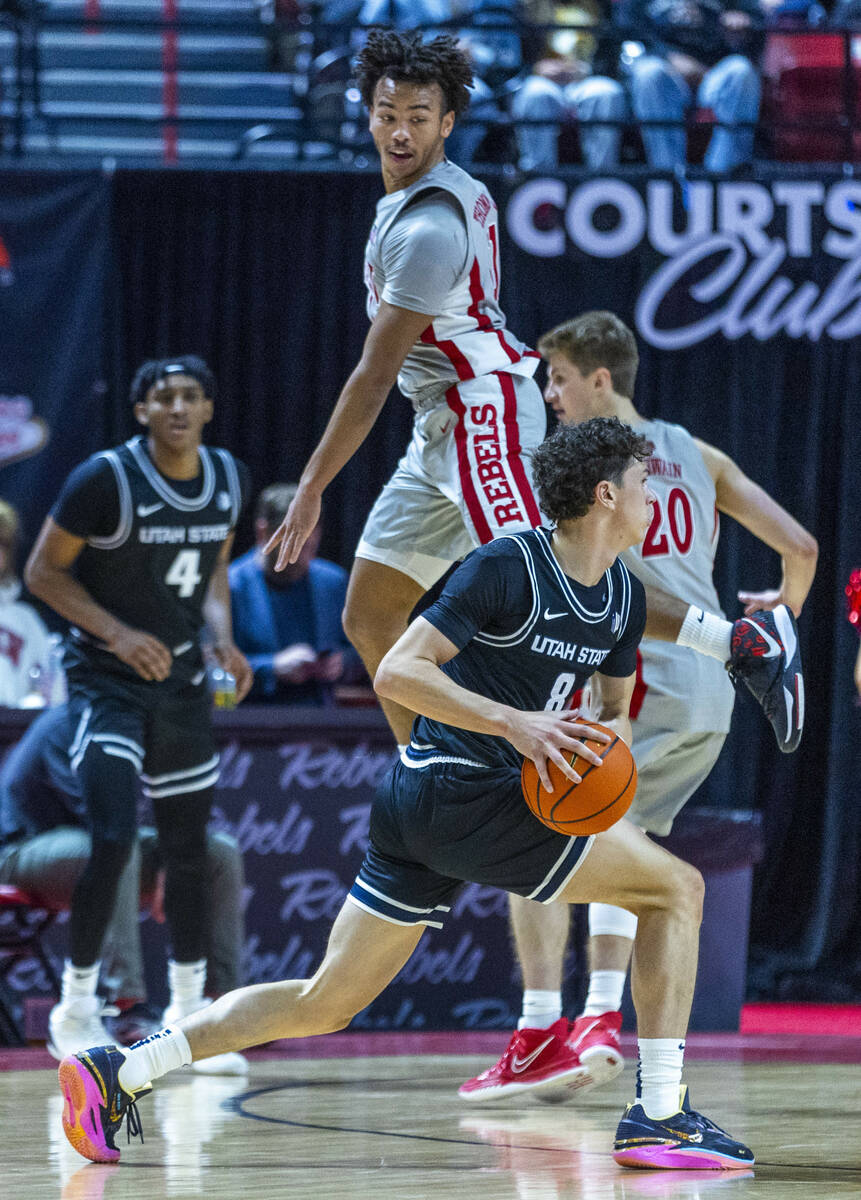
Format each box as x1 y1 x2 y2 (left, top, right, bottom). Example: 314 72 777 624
265 30 807 769
459 311 818 1108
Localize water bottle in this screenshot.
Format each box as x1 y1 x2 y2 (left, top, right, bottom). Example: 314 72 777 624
210 664 237 710
43 633 67 707
19 664 47 709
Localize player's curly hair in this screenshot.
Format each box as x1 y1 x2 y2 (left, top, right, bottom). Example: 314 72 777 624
532 417 652 523
355 29 473 118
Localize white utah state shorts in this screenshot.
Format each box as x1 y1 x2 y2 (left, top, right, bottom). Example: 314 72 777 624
356 371 547 591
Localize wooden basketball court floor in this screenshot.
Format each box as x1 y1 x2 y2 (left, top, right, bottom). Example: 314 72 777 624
0 1031 858 1199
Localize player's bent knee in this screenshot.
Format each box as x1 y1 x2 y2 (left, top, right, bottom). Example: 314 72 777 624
665 858 704 923
343 595 407 662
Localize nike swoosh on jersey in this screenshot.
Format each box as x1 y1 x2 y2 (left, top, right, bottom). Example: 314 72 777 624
511 1035 555 1073
543 608 568 621
137 502 164 517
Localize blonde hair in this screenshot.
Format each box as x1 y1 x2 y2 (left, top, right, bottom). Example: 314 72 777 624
538 311 639 399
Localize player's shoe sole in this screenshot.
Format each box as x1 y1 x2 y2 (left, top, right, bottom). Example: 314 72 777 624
59 1055 121 1163
459 1060 594 1105
59 1046 148 1164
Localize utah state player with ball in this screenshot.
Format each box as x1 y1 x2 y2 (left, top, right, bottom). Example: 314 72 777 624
58 417 754 1171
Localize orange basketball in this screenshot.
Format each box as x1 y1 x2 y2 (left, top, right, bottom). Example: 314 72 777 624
521 720 637 835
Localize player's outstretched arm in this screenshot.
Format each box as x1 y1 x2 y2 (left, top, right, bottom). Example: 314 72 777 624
375 616 609 793
267 300 435 571
694 439 818 617
24 517 172 682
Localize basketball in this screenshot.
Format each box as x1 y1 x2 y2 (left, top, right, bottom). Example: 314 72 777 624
521 720 637 835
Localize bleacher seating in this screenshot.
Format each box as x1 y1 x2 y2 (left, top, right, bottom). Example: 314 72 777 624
0 6 860 165
1 0 309 161
761 32 861 161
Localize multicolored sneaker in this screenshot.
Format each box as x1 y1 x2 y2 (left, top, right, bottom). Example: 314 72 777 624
458 1018 591 1104
613 1085 755 1170
567 1010 624 1090
59 1044 150 1163
728 605 804 753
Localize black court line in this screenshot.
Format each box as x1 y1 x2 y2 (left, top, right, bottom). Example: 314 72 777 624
227 1079 861 1175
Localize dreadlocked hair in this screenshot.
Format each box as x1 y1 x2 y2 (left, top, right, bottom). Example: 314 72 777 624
355 28 473 118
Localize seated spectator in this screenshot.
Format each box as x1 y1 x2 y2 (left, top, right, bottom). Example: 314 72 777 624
0 499 54 707
618 0 765 171
513 1 627 169
0 703 245 1069
229 484 364 704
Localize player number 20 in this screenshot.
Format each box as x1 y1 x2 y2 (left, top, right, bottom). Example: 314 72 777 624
642 487 694 558
165 549 202 598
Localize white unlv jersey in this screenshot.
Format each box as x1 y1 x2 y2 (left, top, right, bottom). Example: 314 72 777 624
621 420 735 734
364 159 539 404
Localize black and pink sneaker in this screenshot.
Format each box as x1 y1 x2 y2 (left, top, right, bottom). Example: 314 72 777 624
59 1044 149 1163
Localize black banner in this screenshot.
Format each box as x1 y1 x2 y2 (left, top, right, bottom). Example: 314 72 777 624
0 173 111 548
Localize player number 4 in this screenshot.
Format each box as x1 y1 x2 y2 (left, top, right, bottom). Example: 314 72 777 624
165 548 202 598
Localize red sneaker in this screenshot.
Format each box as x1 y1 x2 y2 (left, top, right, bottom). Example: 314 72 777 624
568 1010 624 1090
458 1017 591 1104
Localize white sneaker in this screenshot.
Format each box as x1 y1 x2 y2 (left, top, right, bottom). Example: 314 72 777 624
188 1051 248 1076
162 994 209 1025
47 996 115 1061
161 996 249 1076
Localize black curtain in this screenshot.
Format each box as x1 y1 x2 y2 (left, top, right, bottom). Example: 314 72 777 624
106 166 861 1002
109 170 414 564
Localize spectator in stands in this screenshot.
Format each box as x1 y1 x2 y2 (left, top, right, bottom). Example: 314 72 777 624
511 2 628 170
0 500 54 708
229 484 364 704
829 0 860 24
0 703 245 1063
618 0 765 171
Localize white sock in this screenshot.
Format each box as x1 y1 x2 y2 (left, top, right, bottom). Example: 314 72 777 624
582 970 627 1016
168 958 206 1008
397 743 408 756
118 1027 193 1093
61 961 100 1006
519 989 562 1030
637 1037 685 1118
676 606 733 663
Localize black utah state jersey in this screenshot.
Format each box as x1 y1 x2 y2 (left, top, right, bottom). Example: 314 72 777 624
413 527 646 771
53 435 246 682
